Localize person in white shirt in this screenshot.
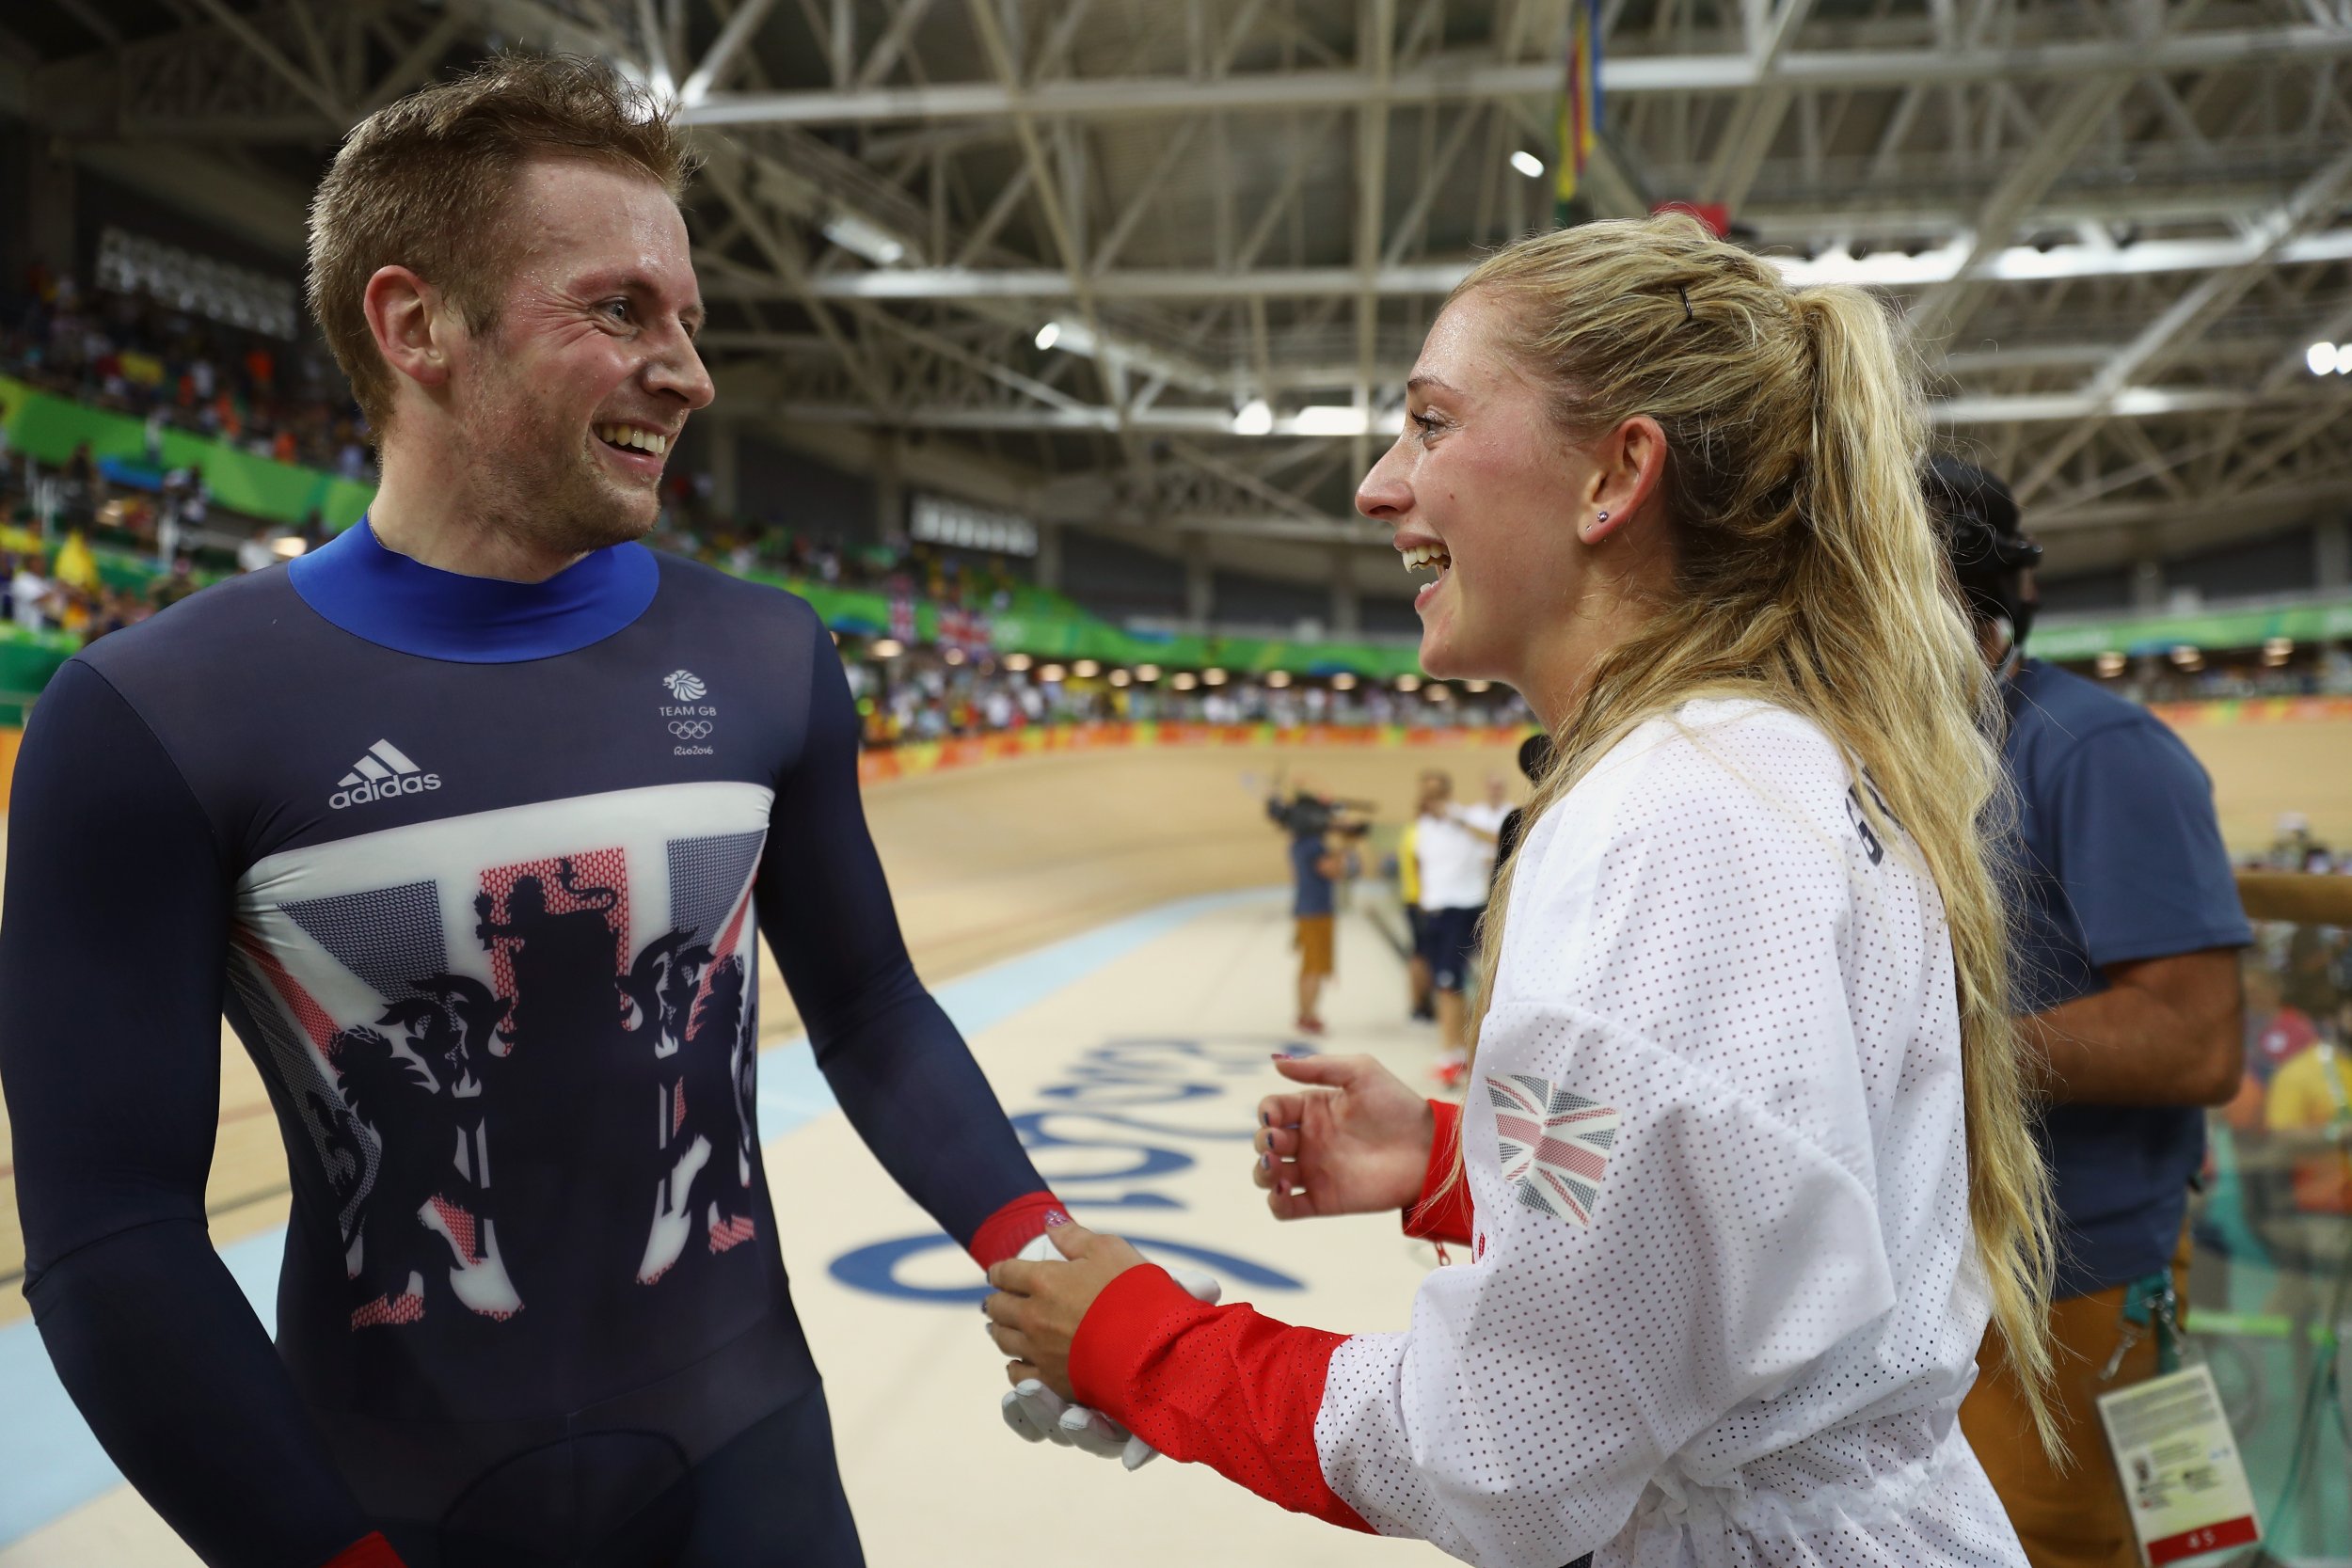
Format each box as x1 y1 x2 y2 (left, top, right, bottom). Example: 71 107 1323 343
985 213 2062 1568
1465 772 1513 835
9 562 50 631
236 525 279 574
1413 769 1500 1081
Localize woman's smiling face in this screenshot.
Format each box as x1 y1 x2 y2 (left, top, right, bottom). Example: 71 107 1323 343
1355 291 1601 688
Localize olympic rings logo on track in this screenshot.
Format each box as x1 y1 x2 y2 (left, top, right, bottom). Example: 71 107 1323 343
669 721 714 739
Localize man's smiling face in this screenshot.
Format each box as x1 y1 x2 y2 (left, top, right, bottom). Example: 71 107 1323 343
450 155 713 557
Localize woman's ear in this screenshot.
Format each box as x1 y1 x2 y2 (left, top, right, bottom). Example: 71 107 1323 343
1582 415 1668 544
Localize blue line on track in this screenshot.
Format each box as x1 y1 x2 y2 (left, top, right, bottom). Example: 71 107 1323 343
0 887 1279 1546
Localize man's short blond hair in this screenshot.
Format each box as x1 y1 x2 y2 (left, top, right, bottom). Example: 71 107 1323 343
306 53 698 435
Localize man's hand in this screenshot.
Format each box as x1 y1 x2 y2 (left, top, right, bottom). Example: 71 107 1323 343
1252 1053 1435 1220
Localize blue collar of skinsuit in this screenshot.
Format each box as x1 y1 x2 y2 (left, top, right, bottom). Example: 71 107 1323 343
288 517 662 662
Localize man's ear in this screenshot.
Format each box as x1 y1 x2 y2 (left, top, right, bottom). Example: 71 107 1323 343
361 265 455 394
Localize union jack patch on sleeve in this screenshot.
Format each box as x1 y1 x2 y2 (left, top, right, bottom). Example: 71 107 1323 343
1486 1073 1619 1227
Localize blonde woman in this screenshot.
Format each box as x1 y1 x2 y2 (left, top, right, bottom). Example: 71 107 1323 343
983 214 2058 1568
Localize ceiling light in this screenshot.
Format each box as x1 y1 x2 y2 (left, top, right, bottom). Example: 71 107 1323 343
1330 673 1357 690
1395 673 1422 691
1171 671 1199 690
2310 341 2337 376
1202 668 1228 686
1040 663 1067 682
2169 644 2200 666
820 212 906 266
1073 659 1100 677
1004 653 1034 671
944 646 966 665
1265 671 1292 688
1465 678 1491 692
1035 322 1062 352
1136 663 1161 681
1109 669 1131 687
1232 398 1274 436
1292 405 1369 436
1510 150 1546 179
2094 651 2125 677
1426 683 1451 701
870 638 904 658
270 535 306 558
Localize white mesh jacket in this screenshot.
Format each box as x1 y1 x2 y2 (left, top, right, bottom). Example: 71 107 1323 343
1070 700 2029 1568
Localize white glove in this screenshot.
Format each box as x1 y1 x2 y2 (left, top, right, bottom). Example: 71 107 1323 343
996 1237 1221 1471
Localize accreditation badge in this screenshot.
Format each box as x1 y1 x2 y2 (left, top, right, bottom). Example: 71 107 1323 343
2094 1363 2263 1566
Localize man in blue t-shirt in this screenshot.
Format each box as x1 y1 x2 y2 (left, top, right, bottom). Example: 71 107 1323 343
1929 459 2248 1568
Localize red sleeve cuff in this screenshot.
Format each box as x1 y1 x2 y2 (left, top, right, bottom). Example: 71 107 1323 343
965 1191 1071 1270
1401 1098 1472 1244
1070 1264 1372 1533
324 1533 407 1568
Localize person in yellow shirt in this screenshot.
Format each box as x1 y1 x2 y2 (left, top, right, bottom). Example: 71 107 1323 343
1394 812 1431 1023
2261 1032 2351 1324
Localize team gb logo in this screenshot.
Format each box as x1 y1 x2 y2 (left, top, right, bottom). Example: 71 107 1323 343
663 670 707 702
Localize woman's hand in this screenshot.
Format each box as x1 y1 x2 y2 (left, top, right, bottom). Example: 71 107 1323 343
984 1221 1148 1402
1252 1053 1437 1220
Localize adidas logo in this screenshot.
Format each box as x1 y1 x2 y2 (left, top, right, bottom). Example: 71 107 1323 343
329 739 442 811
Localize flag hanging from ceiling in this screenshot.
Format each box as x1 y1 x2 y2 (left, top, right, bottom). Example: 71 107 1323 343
1555 0 1604 222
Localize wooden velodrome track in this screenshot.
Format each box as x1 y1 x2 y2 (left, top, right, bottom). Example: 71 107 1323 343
0 714 2347 1562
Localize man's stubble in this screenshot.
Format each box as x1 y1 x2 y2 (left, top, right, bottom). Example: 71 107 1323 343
461 344 663 561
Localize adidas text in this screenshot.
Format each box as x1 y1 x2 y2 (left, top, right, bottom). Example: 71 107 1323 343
330 774 441 810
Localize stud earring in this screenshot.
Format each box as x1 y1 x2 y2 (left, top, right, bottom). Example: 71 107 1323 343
1597 510 1610 524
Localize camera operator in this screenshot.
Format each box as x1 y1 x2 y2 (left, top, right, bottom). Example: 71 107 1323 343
1929 457 2249 1568
1269 788 1366 1036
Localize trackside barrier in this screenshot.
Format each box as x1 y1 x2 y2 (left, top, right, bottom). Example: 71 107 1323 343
853 722 1533 787
2154 697 2352 726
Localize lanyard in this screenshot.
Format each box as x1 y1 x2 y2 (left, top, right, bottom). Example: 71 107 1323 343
2103 1272 2183 1381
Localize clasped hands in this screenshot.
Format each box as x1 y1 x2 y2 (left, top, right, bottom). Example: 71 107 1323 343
982 1052 1435 1471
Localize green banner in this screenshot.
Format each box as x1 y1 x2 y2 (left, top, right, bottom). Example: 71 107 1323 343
0 375 376 531
2033 597 2352 661
0 622 76 704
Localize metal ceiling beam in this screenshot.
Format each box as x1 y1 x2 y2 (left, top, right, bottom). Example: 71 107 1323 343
691 226 2352 302
1901 40 2160 348
847 336 2299 389
678 26 2352 125
1353 0 1396 476
749 383 2352 434
2012 143 2352 499
183 0 347 121
1699 0 1818 211
678 0 781 104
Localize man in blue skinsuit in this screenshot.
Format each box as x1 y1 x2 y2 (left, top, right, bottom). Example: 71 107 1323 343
0 55 1069 1568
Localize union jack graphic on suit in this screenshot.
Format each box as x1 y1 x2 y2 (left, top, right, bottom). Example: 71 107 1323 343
1486 1073 1618 1227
